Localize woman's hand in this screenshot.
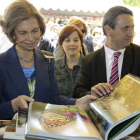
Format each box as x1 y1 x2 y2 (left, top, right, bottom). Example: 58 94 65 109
75 95 97 110
11 95 34 112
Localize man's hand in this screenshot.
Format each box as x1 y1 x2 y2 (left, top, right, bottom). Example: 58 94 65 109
75 95 97 110
91 83 113 97
11 95 34 112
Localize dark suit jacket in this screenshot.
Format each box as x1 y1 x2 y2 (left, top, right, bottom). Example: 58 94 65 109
84 38 94 53
73 43 140 98
0 46 76 120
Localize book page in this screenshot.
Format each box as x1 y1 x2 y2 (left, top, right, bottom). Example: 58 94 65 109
27 101 103 139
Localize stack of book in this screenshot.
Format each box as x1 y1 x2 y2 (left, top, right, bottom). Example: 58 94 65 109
3 74 140 140
0 120 11 139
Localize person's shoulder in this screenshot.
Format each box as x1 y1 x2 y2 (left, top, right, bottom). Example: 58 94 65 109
0 45 14 60
85 34 93 41
0 50 6 57
53 44 61 54
38 49 54 64
84 38 93 45
0 51 5 62
130 43 140 48
55 57 64 67
83 47 103 59
55 58 61 64
81 48 102 65
128 43 140 53
43 37 51 43
55 57 62 62
53 45 64 60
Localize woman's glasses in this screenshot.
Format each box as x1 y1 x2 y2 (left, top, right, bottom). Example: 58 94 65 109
81 29 86 33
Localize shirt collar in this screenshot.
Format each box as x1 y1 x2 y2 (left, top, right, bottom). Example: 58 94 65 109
104 44 125 59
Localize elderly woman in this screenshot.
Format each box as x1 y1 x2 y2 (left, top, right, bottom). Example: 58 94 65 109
53 16 94 60
0 0 96 120
55 25 84 98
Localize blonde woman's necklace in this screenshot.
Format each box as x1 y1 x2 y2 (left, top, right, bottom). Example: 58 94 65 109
16 50 34 64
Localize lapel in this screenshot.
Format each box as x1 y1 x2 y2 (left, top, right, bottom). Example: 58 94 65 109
96 47 107 82
121 45 133 78
4 46 30 96
34 48 49 101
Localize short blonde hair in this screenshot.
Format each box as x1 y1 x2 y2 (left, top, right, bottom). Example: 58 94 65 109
0 0 46 44
67 16 87 35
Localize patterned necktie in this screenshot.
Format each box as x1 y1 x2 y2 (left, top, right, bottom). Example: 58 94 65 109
109 52 121 86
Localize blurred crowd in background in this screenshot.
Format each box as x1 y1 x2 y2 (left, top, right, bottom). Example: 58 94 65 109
0 20 104 53
0 16 140 54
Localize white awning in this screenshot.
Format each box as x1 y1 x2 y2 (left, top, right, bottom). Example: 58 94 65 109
30 0 137 14
29 0 140 30
0 0 140 30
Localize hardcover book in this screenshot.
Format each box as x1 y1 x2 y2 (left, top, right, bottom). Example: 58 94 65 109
88 74 140 140
25 74 140 140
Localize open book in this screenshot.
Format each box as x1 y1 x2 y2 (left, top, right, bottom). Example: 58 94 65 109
88 73 140 140
24 73 140 140
25 101 102 140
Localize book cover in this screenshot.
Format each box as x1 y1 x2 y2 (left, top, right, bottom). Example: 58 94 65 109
88 73 140 140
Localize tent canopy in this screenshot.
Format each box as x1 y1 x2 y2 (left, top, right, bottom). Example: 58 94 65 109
0 0 140 31
31 0 124 13
39 8 105 17
30 0 137 17
30 0 140 30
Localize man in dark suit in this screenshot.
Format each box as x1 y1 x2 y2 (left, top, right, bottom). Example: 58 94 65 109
73 6 140 98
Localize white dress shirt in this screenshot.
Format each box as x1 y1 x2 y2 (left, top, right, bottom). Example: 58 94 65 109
104 45 125 83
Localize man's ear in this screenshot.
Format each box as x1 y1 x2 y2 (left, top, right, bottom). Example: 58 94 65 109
104 25 112 37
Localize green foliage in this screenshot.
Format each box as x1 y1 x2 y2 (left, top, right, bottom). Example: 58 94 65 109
122 0 140 8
